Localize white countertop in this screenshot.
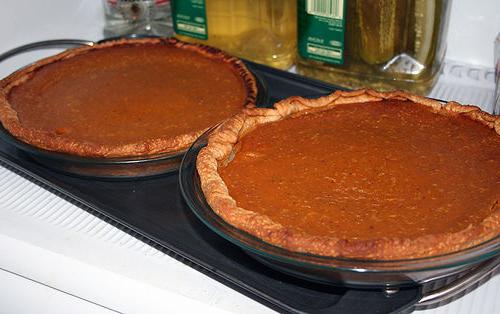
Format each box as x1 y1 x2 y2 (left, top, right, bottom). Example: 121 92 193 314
1 1 499 313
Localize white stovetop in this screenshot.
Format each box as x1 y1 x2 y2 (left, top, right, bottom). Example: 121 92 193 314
1 1 500 313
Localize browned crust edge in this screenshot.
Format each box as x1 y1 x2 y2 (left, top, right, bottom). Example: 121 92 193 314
0 37 258 158
196 89 500 260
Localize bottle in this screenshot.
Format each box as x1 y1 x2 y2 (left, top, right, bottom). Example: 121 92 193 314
296 0 452 95
171 0 297 70
103 0 174 38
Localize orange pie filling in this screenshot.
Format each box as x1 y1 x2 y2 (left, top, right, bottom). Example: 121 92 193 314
198 90 500 259
220 100 500 242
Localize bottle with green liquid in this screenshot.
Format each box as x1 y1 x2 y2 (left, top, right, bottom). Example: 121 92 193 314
296 0 452 95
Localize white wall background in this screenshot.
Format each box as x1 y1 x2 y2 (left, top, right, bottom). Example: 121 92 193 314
446 0 500 67
0 0 498 74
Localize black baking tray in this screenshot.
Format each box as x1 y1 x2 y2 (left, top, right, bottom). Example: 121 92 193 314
0 61 446 313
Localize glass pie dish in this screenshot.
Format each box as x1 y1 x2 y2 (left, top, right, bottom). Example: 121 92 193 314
0 125 185 179
0 39 269 179
179 125 500 289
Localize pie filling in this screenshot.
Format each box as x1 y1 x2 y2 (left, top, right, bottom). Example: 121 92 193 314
7 44 247 147
220 100 500 242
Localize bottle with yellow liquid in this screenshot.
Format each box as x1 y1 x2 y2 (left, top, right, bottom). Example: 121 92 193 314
171 0 297 70
296 0 452 95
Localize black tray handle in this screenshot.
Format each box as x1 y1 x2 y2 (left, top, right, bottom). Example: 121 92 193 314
417 256 500 309
307 255 499 314
292 257 500 314
332 288 421 314
0 39 95 64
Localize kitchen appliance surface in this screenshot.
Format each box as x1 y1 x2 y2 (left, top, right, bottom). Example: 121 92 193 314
0 59 498 313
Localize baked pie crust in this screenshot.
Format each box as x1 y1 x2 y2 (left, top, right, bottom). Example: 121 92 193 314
0 38 257 158
197 89 500 260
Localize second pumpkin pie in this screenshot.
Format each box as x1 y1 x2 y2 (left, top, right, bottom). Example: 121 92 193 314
0 38 257 158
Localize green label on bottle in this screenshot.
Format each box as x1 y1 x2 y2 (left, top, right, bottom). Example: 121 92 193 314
298 0 347 65
172 0 207 40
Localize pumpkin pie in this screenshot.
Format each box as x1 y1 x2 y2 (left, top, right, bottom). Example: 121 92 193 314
0 38 257 157
197 89 500 260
